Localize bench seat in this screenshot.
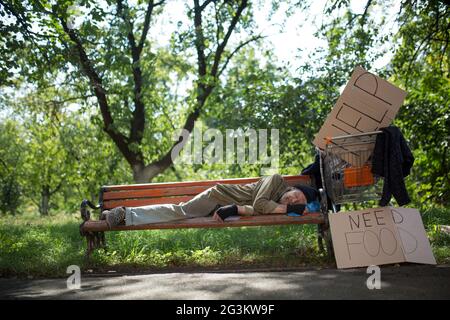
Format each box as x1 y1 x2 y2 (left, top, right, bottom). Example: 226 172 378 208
82 212 325 232
79 174 332 258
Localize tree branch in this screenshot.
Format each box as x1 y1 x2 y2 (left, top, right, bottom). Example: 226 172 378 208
0 158 9 172
200 0 216 11
193 0 208 78
137 0 165 53
116 0 146 151
50 181 63 196
43 94 96 106
0 0 54 65
218 34 266 76
360 0 373 24
55 11 138 166
345 0 373 27
211 0 248 77
143 0 248 178
405 27 440 87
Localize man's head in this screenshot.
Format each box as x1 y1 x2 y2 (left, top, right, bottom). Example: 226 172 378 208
279 185 318 205
279 188 307 205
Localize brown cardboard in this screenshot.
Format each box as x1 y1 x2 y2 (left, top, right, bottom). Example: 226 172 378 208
329 207 404 269
391 207 436 265
313 66 407 160
329 207 436 269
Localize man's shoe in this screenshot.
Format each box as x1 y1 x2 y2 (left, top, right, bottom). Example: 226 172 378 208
105 207 126 229
100 210 110 220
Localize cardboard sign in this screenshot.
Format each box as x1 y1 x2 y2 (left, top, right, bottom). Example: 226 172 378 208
391 207 436 265
329 207 436 269
313 66 407 155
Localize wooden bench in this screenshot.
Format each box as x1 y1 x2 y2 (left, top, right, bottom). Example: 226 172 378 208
79 175 333 258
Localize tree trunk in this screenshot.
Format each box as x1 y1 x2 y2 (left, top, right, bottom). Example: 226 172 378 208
132 163 167 184
39 185 50 216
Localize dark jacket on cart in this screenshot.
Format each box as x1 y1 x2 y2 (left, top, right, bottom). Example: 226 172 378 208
371 125 414 206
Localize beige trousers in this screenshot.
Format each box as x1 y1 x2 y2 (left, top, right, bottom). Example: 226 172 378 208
125 189 221 226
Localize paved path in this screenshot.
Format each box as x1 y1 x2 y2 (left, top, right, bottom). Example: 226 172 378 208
1 264 449 300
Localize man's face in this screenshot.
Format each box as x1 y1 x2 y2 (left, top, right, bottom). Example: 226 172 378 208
280 189 307 205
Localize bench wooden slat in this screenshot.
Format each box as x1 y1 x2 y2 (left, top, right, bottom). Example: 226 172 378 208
101 175 312 210
103 185 210 201
103 196 194 209
102 175 310 192
102 176 311 201
82 212 325 232
103 178 262 191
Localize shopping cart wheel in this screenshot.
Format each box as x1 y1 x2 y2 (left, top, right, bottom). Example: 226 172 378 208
317 188 330 255
317 223 334 259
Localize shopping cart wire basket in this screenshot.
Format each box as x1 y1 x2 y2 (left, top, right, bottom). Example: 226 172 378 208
318 131 383 212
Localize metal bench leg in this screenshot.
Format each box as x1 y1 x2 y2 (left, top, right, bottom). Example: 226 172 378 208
80 199 105 260
318 223 334 259
84 231 106 259
317 224 325 253
321 214 334 260
317 187 333 258
324 228 334 260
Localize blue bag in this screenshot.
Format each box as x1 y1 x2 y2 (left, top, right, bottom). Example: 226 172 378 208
306 200 320 212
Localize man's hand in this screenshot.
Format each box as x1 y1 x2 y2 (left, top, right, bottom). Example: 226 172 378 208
213 212 225 222
286 204 306 215
213 204 238 222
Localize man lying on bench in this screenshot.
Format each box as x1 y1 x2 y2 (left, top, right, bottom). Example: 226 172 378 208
102 174 319 229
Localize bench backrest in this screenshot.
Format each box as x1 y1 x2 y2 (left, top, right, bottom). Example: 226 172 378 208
100 175 311 210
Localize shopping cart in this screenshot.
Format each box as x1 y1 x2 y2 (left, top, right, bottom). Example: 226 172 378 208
317 131 384 214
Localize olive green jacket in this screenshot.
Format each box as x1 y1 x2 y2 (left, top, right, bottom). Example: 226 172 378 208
208 174 290 214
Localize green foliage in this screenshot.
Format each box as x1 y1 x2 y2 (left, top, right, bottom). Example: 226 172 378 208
0 174 21 215
0 119 25 215
203 47 319 176
390 0 450 205
0 86 131 214
423 207 450 264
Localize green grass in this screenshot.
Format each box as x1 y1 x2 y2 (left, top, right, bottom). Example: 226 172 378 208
423 207 450 265
1 207 449 278
0 212 330 278
0 213 85 277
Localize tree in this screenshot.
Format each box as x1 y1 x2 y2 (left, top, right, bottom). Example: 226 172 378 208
0 120 24 215
25 122 65 215
1 81 132 215
204 46 321 175
0 0 262 183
